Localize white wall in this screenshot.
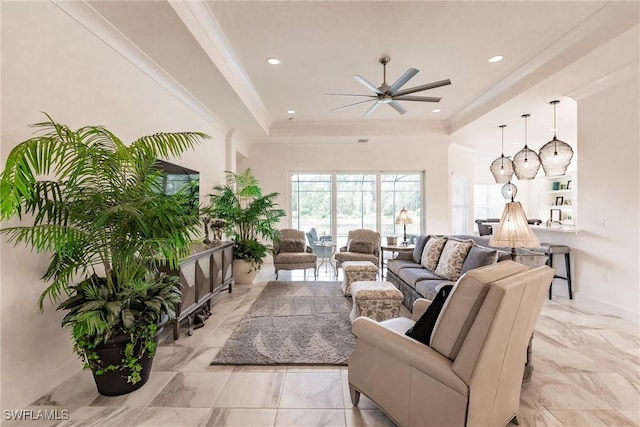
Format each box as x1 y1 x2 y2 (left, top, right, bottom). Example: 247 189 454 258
574 75 639 319
246 138 452 235
536 75 639 320
1 2 228 409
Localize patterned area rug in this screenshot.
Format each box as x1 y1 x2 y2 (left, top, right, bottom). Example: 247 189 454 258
211 281 355 365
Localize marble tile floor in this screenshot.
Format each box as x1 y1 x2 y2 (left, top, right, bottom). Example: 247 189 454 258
7 265 639 427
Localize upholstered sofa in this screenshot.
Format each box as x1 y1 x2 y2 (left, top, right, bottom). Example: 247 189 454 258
386 234 548 309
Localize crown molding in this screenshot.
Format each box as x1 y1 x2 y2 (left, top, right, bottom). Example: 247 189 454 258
269 120 447 138
566 61 639 101
447 2 639 134
169 1 272 135
51 0 230 135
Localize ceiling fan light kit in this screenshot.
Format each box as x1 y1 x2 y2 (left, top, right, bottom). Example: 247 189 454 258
328 56 451 116
538 100 574 176
513 114 541 180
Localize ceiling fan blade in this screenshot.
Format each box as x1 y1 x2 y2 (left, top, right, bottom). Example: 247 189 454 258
388 100 407 115
392 79 452 97
363 101 381 117
353 75 383 94
393 95 442 103
388 68 419 95
325 93 377 97
331 99 376 112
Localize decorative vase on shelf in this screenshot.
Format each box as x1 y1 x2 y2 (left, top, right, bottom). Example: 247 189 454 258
552 182 560 191
202 216 211 244
209 219 226 243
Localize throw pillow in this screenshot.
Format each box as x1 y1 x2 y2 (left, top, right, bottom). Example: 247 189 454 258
434 239 474 281
279 239 305 253
405 285 454 346
460 245 498 276
412 235 430 264
348 240 373 254
420 237 447 271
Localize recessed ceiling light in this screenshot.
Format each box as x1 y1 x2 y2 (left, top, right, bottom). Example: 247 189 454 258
357 138 369 143
432 109 441 113
287 110 295 114
488 55 504 63
267 57 281 65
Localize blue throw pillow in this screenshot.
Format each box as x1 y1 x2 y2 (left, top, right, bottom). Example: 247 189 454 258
412 235 430 264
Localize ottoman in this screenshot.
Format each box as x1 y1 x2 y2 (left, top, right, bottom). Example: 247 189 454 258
350 281 404 322
342 261 379 296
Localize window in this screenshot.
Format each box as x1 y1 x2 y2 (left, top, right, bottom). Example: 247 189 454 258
474 184 506 221
452 174 471 235
336 174 376 243
381 174 422 239
291 174 332 236
291 172 423 244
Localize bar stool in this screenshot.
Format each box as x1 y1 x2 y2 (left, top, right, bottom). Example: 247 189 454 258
539 243 573 299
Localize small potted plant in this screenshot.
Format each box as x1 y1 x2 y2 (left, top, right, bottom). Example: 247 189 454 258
0 114 208 395
205 169 285 284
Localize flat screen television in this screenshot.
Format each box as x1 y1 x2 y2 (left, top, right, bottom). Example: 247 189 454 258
153 160 200 210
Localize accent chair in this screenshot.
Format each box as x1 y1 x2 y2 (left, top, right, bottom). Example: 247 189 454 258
348 261 554 427
334 229 381 277
272 229 317 280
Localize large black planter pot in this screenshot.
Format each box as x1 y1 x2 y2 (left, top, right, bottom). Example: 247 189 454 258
91 317 167 396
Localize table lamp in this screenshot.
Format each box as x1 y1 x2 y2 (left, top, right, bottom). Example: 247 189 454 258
395 207 413 246
489 201 540 260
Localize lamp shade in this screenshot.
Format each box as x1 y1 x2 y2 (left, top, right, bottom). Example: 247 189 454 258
539 100 574 176
490 156 514 184
489 201 540 249
513 114 541 180
395 207 413 225
490 124 514 184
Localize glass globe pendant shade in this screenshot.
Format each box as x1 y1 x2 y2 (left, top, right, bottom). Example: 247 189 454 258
490 156 514 184
539 136 574 176
501 183 518 201
513 114 541 180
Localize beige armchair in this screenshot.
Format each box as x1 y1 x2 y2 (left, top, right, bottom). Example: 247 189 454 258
334 229 381 276
272 229 317 280
348 261 554 427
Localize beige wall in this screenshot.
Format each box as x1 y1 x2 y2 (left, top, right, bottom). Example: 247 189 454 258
1 2 227 409
246 137 452 237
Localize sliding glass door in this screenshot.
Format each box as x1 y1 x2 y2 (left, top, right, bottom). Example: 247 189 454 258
336 174 376 246
291 174 332 237
291 172 423 245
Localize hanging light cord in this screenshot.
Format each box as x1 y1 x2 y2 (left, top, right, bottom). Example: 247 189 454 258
500 125 506 171
522 114 530 165
552 100 559 156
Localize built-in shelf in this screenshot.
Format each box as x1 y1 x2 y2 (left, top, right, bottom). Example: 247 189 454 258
548 189 573 194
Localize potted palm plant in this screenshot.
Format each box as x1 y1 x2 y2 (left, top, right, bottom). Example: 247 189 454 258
206 169 285 284
0 114 208 395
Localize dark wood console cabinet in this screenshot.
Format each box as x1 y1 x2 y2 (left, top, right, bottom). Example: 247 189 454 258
165 241 234 339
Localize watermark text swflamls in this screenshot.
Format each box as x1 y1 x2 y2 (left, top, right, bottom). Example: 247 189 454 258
3 409 70 421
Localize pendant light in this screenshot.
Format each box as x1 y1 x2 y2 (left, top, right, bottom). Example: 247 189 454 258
489 125 514 184
501 182 518 202
513 113 541 180
539 100 574 176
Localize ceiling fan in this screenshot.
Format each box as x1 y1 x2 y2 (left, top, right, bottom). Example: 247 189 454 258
328 57 451 117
